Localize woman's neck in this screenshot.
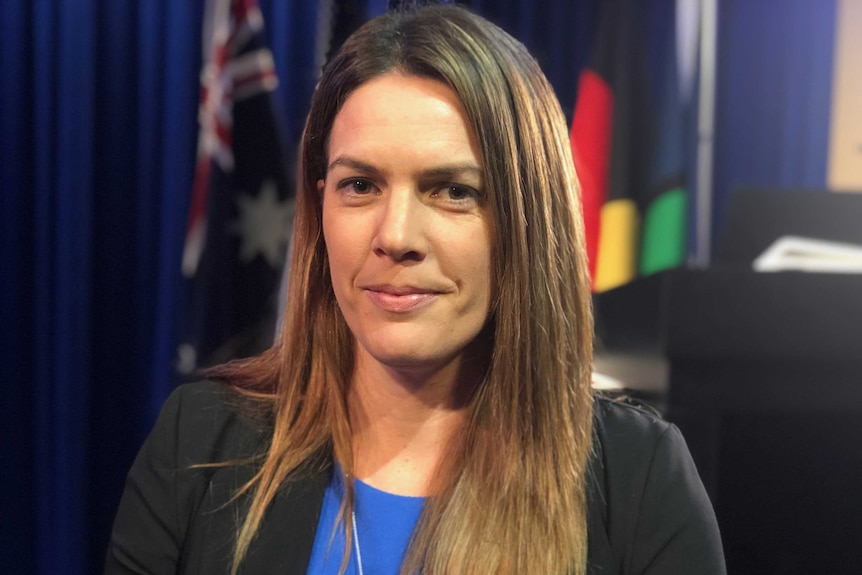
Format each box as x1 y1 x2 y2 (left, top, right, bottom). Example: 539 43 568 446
347 350 476 497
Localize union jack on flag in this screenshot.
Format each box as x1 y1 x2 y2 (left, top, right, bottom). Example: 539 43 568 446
179 0 294 374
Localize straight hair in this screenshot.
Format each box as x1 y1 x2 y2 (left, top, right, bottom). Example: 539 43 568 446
208 5 594 574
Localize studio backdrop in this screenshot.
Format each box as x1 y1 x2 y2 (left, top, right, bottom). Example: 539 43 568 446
0 1 836 574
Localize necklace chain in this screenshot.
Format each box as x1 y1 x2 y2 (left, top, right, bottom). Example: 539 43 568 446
352 510 365 575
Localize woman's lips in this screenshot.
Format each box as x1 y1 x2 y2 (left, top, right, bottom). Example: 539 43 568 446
364 288 438 312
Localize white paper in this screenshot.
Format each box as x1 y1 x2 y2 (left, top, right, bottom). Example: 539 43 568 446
753 235 862 273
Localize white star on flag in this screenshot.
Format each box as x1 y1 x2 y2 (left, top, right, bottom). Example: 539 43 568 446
229 179 294 268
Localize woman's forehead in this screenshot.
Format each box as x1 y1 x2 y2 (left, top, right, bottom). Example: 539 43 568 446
325 74 483 175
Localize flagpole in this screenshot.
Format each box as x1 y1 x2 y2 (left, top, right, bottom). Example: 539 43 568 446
694 0 718 267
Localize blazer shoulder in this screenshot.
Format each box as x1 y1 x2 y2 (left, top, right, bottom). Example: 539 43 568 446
589 394 726 575
593 395 670 448
158 379 273 466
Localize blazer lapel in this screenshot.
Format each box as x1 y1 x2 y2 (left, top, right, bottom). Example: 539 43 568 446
241 469 330 574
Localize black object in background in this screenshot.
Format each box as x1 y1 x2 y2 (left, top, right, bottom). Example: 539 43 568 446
594 188 862 574
715 188 862 265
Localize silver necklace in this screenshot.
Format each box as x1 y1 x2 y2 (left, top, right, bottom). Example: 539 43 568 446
352 509 365 575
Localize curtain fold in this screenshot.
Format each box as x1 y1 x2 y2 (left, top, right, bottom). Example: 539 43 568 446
33 1 96 573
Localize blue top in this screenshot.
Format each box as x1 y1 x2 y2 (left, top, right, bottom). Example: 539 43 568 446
306 471 426 575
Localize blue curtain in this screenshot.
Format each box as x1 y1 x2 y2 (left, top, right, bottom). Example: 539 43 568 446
0 1 318 573
1 1 202 573
0 0 838 573
712 0 837 243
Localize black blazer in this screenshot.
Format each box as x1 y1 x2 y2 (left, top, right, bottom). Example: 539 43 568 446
105 381 725 574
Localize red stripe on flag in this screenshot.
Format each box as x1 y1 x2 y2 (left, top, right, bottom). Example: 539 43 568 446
215 120 232 149
233 68 277 94
234 0 257 22
570 69 614 287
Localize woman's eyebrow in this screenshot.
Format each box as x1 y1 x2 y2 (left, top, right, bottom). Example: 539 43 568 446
328 157 482 182
327 156 381 176
418 165 483 180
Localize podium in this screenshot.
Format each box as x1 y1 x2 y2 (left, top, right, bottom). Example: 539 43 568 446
595 268 862 574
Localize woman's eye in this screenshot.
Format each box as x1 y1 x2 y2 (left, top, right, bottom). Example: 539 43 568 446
350 179 370 193
337 178 374 194
448 185 471 199
439 184 480 203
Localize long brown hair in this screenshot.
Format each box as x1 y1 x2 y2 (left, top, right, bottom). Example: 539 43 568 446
209 5 594 574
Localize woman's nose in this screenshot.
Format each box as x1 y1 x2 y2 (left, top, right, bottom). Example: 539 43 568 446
372 189 427 262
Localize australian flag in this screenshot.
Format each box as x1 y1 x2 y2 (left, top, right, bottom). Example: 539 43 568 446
178 0 294 374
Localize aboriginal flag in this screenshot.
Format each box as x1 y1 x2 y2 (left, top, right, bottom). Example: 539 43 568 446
178 0 294 374
571 0 692 292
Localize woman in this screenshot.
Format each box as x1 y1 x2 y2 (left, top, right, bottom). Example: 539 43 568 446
106 4 725 575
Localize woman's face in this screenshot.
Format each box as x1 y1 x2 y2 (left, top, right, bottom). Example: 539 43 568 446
320 73 493 375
